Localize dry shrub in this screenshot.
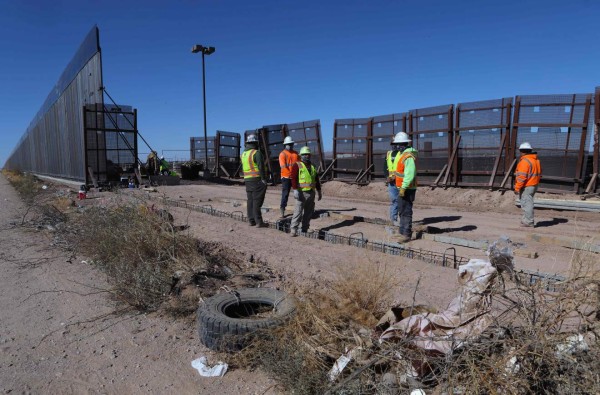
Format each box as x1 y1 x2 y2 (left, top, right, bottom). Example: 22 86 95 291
3 169 40 204
234 261 400 394
71 202 208 311
331 261 400 320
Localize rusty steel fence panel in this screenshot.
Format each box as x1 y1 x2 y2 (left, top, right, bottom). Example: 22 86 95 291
258 124 286 183
190 136 217 170
84 104 138 183
409 104 454 185
511 94 592 193
215 131 241 178
333 118 370 180
285 120 325 172
452 98 513 188
370 113 408 179
5 26 103 182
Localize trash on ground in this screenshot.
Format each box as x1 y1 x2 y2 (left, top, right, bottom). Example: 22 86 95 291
191 356 228 377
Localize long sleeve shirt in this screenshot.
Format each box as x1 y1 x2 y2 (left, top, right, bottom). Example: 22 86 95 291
514 153 541 192
290 161 321 191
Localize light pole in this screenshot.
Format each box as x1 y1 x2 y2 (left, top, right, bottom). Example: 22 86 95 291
191 44 215 178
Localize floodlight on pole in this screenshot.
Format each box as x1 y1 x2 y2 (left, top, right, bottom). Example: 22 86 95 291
191 44 216 177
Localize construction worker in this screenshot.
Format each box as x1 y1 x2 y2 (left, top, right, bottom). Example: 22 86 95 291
159 156 170 175
514 142 541 227
384 134 404 225
241 134 268 227
393 132 417 243
278 136 300 218
289 146 322 237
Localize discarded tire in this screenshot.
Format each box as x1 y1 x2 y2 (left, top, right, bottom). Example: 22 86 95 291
197 288 296 351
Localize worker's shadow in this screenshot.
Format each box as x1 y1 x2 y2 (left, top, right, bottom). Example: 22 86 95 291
535 217 568 228
426 225 477 234
319 219 361 232
418 215 462 225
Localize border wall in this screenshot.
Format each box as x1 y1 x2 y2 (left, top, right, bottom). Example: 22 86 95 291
4 26 104 182
333 90 599 194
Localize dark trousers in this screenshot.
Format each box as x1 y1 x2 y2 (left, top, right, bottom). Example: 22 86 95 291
280 178 292 209
397 188 416 237
246 178 267 225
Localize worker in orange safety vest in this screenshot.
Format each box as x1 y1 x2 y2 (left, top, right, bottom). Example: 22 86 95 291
514 142 541 227
392 132 417 243
278 136 300 218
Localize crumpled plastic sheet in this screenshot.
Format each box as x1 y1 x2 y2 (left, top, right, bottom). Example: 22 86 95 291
191 356 228 377
379 258 498 355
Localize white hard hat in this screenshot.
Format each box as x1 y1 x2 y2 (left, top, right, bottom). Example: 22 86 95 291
160 156 164 160
392 132 411 144
246 134 258 143
519 142 532 150
283 136 294 145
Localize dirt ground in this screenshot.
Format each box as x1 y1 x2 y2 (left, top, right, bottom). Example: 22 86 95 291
1 174 599 394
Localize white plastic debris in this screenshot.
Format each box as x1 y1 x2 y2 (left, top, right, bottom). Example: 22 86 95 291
42 185 48 190
410 389 426 395
556 334 588 358
328 353 352 381
191 356 228 377
505 355 520 375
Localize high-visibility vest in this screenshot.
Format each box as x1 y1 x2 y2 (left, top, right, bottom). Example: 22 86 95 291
394 151 417 188
241 149 259 179
298 161 317 191
386 150 401 178
514 153 541 191
279 149 300 178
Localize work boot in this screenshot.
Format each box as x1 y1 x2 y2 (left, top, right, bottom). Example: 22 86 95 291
257 222 269 228
393 234 411 243
289 229 297 237
280 208 286 218
248 221 256 226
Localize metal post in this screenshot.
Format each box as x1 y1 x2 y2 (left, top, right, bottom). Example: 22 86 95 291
202 51 210 178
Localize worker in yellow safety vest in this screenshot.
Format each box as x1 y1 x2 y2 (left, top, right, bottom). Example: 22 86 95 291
384 134 404 226
289 146 322 237
278 136 300 218
514 142 542 227
392 132 418 243
241 134 269 227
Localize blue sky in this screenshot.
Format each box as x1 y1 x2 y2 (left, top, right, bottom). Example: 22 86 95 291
1 0 600 164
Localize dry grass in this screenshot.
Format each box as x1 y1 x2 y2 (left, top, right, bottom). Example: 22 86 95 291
231 262 401 394
69 201 209 311
2 170 39 204
231 250 600 394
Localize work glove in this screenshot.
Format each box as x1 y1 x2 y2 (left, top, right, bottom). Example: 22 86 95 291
399 188 406 198
293 189 300 200
317 190 322 201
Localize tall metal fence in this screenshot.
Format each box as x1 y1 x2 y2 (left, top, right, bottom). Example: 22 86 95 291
333 90 599 194
190 131 241 177
84 104 138 183
4 26 104 182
